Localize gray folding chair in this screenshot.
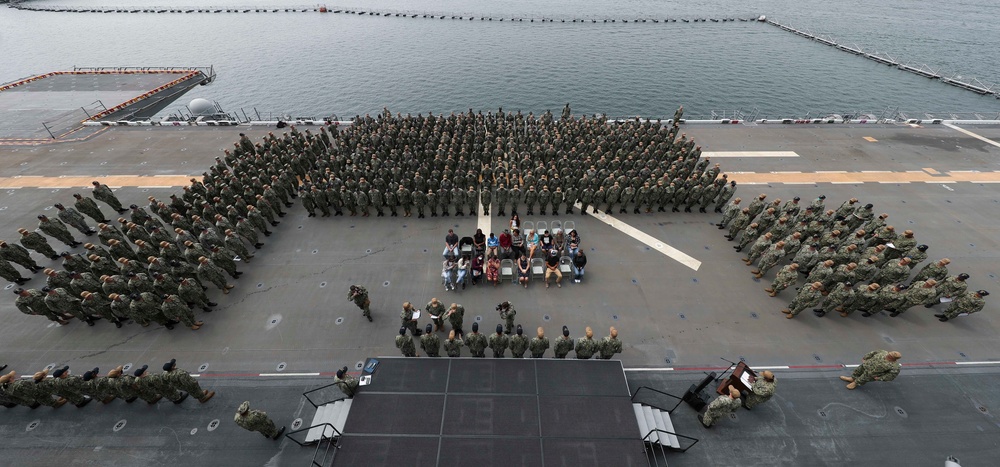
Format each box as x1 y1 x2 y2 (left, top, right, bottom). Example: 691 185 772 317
559 256 573 276
535 221 548 235
530 258 545 280
521 220 534 234
500 258 515 284
563 220 575 233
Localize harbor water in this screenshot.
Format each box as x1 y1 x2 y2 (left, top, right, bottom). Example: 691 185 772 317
1 0 998 119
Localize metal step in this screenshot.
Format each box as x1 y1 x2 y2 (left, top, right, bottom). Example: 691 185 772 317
642 406 661 445
332 399 353 433
651 407 680 449
632 403 658 444
304 403 335 443
304 399 353 443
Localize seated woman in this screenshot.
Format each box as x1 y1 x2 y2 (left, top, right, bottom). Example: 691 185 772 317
539 230 554 254
525 229 539 259
573 250 587 283
486 233 499 258
487 255 500 286
456 256 469 289
517 254 530 288
567 230 581 258
442 258 457 291
473 228 486 255
471 254 484 285
510 228 524 258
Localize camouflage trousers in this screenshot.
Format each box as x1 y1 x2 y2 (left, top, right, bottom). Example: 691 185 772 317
701 409 727 427
851 367 882 386
355 299 371 319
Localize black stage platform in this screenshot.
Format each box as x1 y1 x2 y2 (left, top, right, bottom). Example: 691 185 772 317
336 358 646 467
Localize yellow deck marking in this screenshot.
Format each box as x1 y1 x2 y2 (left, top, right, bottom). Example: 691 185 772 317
0 175 193 188
863 136 878 142
923 168 940 175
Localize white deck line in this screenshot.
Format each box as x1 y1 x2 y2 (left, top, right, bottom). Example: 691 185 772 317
944 123 1000 149
578 203 701 271
476 192 490 237
259 372 321 377
702 151 800 158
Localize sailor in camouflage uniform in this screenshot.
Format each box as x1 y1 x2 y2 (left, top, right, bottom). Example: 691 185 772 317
699 385 741 428
234 400 285 440
937 290 988 322
420 324 441 357
443 330 464 357
508 324 528 358
73 193 111 224
488 324 509 358
0 240 42 272
553 326 574 359
17 228 59 259
396 327 418 357
465 322 488 357
529 327 550 358
51 366 92 407
742 371 776 410
348 284 373 322
839 350 901 389
782 282 825 319
335 367 359 397
598 327 623 359
161 359 215 402
764 263 799 297
37 215 82 248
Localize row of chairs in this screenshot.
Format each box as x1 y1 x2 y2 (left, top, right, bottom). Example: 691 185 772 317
458 219 577 260
499 256 574 283
520 220 575 236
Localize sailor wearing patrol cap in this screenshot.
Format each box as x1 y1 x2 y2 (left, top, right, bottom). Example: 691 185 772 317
234 400 285 439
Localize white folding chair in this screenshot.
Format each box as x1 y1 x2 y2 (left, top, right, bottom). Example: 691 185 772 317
563 220 575 233
530 258 545 280
535 221 548 234
500 258 515 284
550 220 562 234
559 256 573 275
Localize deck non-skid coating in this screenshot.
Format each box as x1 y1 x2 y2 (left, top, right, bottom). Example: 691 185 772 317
0 124 999 465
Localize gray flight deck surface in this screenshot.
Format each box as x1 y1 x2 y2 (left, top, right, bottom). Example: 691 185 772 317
0 123 999 465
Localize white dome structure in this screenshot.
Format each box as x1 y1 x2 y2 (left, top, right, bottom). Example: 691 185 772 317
188 98 216 116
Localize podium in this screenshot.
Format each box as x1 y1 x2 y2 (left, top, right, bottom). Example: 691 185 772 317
717 362 756 395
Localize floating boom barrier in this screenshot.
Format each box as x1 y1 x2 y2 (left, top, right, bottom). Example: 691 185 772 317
8 3 763 24
765 19 998 98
